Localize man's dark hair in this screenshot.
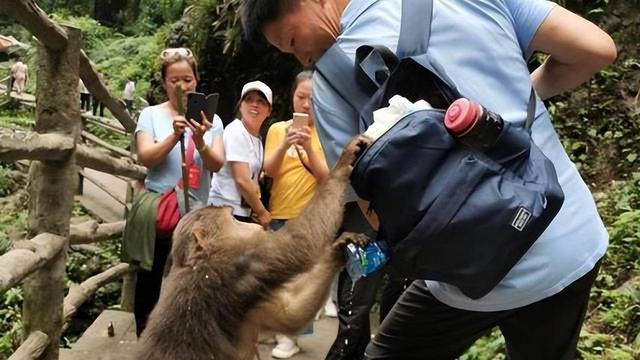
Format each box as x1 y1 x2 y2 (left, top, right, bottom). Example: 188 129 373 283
240 0 298 44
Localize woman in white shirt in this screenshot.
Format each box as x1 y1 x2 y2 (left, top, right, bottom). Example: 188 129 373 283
209 80 273 228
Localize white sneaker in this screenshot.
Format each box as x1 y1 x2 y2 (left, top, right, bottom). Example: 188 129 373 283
324 299 338 318
271 334 300 359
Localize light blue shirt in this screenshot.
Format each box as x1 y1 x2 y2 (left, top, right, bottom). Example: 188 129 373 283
135 104 223 203
313 0 608 311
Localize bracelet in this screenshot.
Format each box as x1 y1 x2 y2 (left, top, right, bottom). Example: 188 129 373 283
197 144 208 152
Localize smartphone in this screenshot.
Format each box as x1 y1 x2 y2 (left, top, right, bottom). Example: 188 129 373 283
291 112 309 129
186 92 219 124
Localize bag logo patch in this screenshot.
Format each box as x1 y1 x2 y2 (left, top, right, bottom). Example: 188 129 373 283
512 207 532 232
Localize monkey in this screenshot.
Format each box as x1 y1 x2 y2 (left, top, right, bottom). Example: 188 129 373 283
136 136 371 360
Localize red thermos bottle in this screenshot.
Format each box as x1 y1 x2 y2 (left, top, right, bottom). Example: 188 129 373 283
444 98 504 150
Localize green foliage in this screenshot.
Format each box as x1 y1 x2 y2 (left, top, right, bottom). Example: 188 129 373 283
0 288 24 358
50 15 118 57
0 166 13 197
134 0 189 35
460 328 506 360
63 238 124 344
0 210 27 358
37 0 94 16
579 330 640 359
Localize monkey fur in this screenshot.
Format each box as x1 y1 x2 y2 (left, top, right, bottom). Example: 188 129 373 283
137 136 370 360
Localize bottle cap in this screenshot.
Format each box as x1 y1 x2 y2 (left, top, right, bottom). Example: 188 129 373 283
444 98 480 136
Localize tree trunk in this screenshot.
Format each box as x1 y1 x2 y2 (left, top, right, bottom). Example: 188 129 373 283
22 26 82 360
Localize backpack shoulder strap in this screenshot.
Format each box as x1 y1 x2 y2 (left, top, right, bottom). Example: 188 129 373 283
314 0 435 114
397 0 433 57
314 43 369 115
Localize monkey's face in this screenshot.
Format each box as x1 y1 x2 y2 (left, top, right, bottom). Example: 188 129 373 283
171 206 269 269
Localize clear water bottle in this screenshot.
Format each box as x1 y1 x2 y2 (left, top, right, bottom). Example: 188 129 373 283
345 240 389 284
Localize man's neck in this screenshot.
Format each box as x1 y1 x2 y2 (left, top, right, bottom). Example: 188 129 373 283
335 0 349 14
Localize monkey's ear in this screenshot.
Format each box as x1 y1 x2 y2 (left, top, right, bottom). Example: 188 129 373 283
192 227 208 252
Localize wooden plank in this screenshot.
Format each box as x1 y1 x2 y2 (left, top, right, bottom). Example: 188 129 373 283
81 131 132 159
79 169 127 205
84 117 128 136
76 144 146 180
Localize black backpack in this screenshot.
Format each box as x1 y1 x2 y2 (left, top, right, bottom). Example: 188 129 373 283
315 0 564 299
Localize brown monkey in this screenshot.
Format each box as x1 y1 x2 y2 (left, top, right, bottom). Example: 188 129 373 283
137 136 370 360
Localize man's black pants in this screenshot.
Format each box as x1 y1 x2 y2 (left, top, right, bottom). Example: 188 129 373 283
364 261 601 359
326 202 411 360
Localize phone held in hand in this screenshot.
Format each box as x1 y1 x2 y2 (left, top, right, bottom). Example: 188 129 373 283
186 92 219 124
291 112 309 130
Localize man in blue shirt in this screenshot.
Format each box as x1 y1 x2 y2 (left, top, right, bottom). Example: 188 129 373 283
241 0 616 358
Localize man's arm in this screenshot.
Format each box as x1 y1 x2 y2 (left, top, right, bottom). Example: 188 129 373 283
529 6 616 100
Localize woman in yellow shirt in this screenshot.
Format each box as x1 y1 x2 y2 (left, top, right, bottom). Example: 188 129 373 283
263 70 329 358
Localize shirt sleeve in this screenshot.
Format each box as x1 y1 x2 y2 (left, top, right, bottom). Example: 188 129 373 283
210 114 224 137
504 0 556 57
223 123 250 163
312 72 361 168
135 107 155 139
264 121 286 158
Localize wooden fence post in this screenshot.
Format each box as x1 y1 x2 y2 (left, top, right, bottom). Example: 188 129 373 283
22 26 82 360
120 271 136 313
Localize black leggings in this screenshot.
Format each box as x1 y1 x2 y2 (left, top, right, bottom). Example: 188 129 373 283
133 233 172 337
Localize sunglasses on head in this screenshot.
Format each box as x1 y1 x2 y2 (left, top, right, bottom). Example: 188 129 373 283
160 47 194 60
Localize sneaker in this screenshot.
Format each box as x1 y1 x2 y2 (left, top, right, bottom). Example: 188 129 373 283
271 334 300 359
324 299 338 318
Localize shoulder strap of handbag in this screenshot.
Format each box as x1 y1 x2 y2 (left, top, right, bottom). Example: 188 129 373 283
293 145 314 175
315 0 538 130
177 134 198 189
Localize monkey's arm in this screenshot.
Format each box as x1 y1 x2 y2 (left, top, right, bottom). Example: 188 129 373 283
257 136 371 278
254 245 343 334
253 232 368 334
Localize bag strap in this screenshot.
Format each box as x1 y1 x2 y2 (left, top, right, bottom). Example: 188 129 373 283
524 88 537 130
314 44 370 117
293 145 314 175
185 134 196 168
398 0 432 57
177 134 200 189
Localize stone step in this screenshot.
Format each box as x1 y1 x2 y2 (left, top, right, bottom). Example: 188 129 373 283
61 309 344 359
61 310 138 360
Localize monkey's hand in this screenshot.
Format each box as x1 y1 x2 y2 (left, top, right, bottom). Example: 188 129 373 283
331 135 372 180
336 232 371 247
329 232 372 266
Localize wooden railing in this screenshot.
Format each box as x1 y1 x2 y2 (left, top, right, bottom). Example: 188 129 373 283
0 1 146 359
